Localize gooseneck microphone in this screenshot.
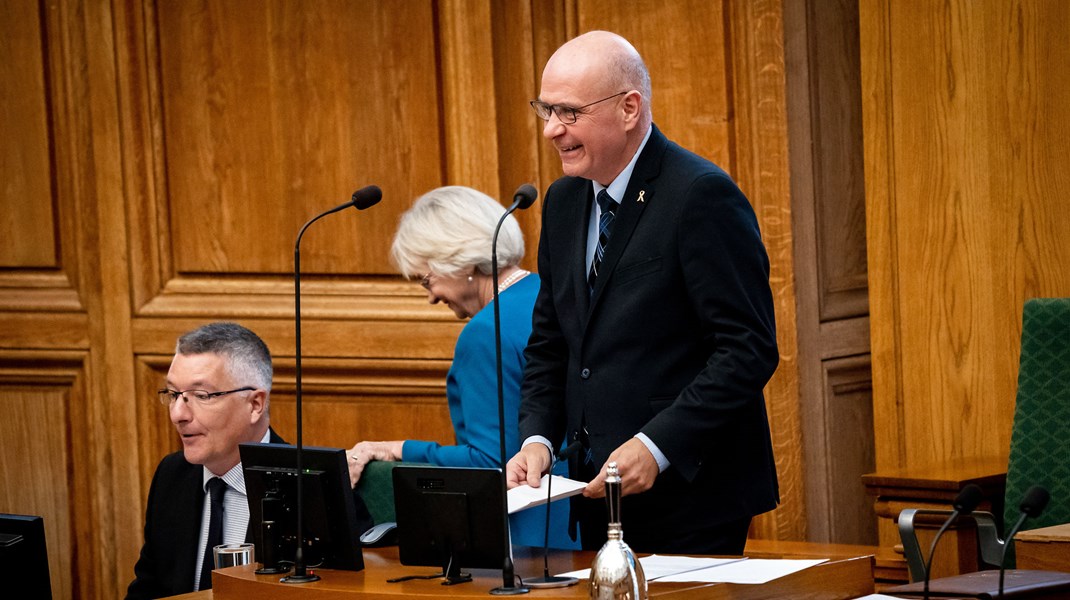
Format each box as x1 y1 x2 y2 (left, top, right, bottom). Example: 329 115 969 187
489 183 538 596
283 185 382 584
525 440 582 589
922 483 983 599
997 485 1050 598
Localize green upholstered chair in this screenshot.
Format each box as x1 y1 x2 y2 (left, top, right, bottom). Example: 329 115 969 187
898 297 1070 580
356 460 402 525
1002 297 1070 532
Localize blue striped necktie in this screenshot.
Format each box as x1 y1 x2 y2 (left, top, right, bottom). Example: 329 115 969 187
588 189 618 294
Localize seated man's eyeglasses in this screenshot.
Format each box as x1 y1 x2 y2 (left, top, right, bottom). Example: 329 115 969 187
530 91 628 124
158 387 256 407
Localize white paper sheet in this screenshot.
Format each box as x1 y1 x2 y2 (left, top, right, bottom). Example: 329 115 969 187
557 555 828 585
656 558 828 584
506 475 586 514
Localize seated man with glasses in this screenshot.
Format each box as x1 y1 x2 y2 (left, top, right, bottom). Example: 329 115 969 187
126 322 372 599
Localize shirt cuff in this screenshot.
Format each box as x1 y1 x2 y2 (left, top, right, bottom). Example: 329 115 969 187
635 433 670 473
521 435 554 461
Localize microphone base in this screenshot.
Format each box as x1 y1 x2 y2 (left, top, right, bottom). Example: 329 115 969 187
524 575 579 589
280 572 321 584
489 584 531 595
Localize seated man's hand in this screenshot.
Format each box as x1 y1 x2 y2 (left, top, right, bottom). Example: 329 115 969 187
583 437 658 498
505 443 552 489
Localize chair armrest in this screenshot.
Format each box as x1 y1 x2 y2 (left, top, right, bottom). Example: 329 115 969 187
898 508 1004 582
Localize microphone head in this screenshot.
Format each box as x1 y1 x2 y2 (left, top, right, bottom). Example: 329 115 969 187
953 483 984 514
555 440 583 462
351 185 382 210
1020 485 1050 517
513 184 538 210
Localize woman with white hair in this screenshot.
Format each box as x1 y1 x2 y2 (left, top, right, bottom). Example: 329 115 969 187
348 185 576 549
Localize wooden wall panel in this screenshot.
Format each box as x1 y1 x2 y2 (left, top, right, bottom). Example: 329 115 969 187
862 0 1070 484
0 0 82 314
573 0 733 170
820 356 876 545
0 387 72 599
0 0 56 268
786 0 874 544
0 352 92 600
724 0 802 541
155 0 441 276
1 1 807 597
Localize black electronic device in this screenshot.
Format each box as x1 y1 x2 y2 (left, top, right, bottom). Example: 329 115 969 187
0 513 52 599
392 465 510 586
240 443 365 574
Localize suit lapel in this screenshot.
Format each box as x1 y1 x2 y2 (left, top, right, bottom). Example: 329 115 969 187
587 126 668 310
563 184 595 315
175 461 205 587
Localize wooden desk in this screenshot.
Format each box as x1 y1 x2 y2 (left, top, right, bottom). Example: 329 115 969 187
200 546 873 599
1016 523 1070 572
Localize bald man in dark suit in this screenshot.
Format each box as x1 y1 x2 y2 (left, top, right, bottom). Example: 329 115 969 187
506 31 779 555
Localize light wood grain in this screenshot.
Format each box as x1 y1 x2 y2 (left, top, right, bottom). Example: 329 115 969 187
862 0 1070 476
0 352 89 600
0 0 56 268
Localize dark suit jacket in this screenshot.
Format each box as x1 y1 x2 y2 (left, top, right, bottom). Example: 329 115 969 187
519 125 780 550
125 430 373 599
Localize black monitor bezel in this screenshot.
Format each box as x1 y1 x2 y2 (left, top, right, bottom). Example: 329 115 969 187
392 465 509 582
239 442 365 572
0 513 52 599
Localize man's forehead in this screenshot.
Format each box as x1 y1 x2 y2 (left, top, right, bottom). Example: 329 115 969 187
166 352 229 385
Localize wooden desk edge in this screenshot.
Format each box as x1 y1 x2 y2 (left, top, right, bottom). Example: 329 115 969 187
206 550 874 600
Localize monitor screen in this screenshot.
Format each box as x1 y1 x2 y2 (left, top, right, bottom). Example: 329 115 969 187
0 513 52 599
239 443 365 573
392 465 509 584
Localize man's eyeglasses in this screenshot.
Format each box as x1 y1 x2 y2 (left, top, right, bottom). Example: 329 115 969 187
419 273 432 290
530 91 628 124
158 387 256 407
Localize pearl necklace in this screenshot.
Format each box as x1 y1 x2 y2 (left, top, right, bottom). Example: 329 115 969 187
497 269 529 293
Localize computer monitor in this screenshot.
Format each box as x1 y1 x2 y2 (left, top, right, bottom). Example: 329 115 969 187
0 513 52 599
392 465 509 584
239 443 365 573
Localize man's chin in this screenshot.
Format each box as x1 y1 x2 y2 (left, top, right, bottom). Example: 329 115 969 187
181 442 206 465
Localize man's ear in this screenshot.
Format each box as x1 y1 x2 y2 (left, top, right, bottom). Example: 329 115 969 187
621 90 643 129
248 389 268 424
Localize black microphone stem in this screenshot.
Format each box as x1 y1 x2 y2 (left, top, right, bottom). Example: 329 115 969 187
287 211 332 583
284 186 381 585
542 459 555 578
490 195 527 596
489 184 536 595
998 485 1050 598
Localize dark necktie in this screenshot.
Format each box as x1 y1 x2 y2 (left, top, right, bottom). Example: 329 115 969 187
200 477 226 591
588 189 618 294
